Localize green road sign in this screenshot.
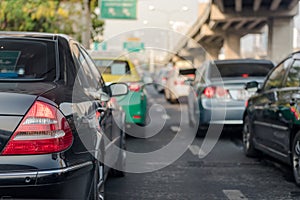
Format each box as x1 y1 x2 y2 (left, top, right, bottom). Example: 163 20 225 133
94 41 107 51
123 41 144 52
0 51 20 70
100 0 137 20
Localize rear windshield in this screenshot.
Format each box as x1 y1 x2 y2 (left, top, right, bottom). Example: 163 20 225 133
209 62 274 78
0 39 56 81
179 68 196 79
94 59 131 75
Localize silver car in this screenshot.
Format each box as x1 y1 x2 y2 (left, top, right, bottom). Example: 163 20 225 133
188 59 274 136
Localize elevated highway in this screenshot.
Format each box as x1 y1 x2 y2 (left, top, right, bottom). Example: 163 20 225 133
173 0 299 64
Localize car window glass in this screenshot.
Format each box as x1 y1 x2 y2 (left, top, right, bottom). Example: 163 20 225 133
209 62 273 78
79 47 104 89
264 59 291 90
285 60 300 87
0 39 56 81
94 60 131 75
71 44 91 89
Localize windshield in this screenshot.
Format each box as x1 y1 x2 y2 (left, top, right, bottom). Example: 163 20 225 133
209 62 274 78
94 59 131 75
0 39 56 81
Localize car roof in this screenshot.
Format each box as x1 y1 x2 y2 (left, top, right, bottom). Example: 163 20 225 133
0 31 71 41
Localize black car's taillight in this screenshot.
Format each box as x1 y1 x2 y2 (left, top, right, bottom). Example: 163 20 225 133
2 101 73 155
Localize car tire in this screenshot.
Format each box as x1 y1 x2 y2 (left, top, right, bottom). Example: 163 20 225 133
164 89 170 101
196 125 207 137
169 91 178 104
90 162 105 200
292 131 300 186
242 116 258 157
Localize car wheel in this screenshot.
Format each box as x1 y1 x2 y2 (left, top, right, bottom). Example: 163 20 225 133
170 91 178 104
292 131 300 185
164 89 170 101
110 130 126 177
242 116 258 157
196 125 207 137
90 162 105 200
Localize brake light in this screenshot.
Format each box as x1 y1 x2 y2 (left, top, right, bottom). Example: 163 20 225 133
245 100 248 107
242 74 249 78
133 115 141 119
174 80 184 85
2 101 73 155
162 77 167 81
203 87 215 98
128 83 141 92
203 86 230 99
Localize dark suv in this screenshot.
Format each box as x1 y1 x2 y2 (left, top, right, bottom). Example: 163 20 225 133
0 32 128 199
243 51 300 186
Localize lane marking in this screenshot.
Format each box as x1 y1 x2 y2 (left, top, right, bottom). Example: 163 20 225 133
170 126 181 132
223 190 248 200
162 114 170 120
188 145 200 155
188 145 206 157
155 107 163 112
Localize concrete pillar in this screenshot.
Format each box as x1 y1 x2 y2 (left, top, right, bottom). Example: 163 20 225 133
201 43 221 60
223 34 241 59
268 17 293 63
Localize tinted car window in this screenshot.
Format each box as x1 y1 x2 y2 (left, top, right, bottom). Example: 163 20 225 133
0 39 56 80
209 62 273 78
94 60 131 75
285 60 300 87
264 59 290 90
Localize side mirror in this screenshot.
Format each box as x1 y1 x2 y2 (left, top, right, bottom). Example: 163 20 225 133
245 81 259 92
109 83 129 97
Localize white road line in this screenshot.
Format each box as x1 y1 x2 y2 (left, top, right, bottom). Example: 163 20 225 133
188 145 200 155
223 190 248 200
188 145 206 157
170 126 181 132
161 114 170 120
155 107 163 112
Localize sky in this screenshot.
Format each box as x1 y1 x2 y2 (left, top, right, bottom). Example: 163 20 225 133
101 0 200 52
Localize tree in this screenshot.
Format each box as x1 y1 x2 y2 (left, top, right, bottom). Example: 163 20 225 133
0 0 105 46
0 0 74 34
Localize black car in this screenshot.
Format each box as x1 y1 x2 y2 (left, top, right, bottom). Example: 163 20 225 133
0 32 128 199
188 59 274 136
243 51 300 186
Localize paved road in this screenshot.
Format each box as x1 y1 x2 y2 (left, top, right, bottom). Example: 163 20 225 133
106 86 300 200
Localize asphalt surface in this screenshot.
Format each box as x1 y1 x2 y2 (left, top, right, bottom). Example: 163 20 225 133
106 86 300 200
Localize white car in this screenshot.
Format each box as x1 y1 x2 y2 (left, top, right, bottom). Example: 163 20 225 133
164 64 195 103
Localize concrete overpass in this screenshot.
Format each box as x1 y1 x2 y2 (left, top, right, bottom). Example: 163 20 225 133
172 0 299 64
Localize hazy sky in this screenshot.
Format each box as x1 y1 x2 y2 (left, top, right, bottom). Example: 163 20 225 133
102 0 199 51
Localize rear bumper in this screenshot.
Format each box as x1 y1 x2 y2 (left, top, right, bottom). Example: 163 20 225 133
0 161 94 199
171 85 189 98
199 99 245 126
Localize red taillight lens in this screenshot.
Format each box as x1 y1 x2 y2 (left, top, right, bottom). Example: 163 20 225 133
162 77 167 81
203 87 215 98
174 80 184 85
242 74 249 78
2 101 73 155
203 86 230 99
128 83 141 92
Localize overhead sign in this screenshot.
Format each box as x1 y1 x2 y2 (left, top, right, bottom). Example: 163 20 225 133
100 0 137 20
123 41 144 52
